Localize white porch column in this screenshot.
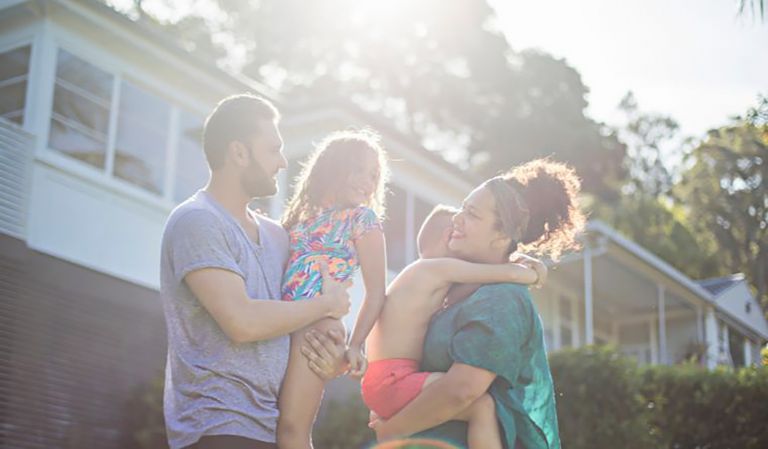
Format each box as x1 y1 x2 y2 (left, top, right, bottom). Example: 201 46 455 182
553 298 562 350
649 318 659 364
657 284 667 365
721 324 731 366
404 191 415 261
705 308 719 369
583 243 594 345
696 306 704 342
571 300 581 347
744 339 753 366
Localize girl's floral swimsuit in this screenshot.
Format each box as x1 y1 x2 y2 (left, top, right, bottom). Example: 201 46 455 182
281 206 381 301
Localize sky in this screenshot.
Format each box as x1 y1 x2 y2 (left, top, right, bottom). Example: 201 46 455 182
490 0 768 139
111 0 768 140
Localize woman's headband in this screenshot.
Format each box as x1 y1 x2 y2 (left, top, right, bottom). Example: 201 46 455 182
483 177 530 243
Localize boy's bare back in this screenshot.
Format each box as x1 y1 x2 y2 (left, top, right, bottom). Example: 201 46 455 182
366 259 456 362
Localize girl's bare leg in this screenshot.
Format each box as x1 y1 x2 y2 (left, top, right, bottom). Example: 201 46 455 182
277 318 345 449
421 373 502 449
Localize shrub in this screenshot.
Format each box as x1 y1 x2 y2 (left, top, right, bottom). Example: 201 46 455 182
127 349 768 449
550 346 768 449
549 346 660 449
640 364 768 449
123 372 168 449
313 393 374 449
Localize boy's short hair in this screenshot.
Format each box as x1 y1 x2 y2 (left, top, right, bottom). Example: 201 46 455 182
417 205 458 254
424 205 458 224
202 94 280 170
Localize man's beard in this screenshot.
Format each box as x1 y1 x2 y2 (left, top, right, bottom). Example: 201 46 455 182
241 151 278 198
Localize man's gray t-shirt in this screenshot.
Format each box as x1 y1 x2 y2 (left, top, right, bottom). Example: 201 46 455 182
160 191 289 449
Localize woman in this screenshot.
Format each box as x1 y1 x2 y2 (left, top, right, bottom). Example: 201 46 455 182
371 159 584 449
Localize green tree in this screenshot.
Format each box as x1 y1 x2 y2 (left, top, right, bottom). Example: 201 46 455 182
739 0 766 20
676 97 768 307
108 0 627 201
591 94 720 281
618 91 680 198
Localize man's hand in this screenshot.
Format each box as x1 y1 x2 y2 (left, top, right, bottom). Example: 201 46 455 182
345 344 368 378
318 261 352 319
301 328 349 380
512 253 547 288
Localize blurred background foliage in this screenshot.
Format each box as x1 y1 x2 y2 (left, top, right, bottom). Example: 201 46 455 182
112 0 768 309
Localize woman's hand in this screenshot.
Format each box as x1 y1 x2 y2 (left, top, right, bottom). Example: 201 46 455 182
369 412 398 441
346 344 368 378
511 253 547 288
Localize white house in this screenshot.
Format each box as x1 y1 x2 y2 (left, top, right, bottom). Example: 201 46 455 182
534 221 767 369
0 0 765 447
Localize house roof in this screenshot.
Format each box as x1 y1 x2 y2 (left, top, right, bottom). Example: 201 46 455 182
588 220 768 341
587 220 718 304
696 274 747 296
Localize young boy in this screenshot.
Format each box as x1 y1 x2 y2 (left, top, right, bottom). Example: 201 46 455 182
363 206 546 449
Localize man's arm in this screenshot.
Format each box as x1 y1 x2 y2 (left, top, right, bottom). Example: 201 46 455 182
185 263 350 343
372 363 496 440
416 257 541 288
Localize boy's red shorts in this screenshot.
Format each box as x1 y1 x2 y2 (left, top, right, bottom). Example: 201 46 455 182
361 358 431 419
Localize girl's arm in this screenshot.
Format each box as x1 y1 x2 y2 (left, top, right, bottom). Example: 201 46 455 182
347 227 387 375
372 362 496 440
417 257 542 287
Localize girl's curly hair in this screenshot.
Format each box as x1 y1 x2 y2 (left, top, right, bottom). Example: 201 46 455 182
282 129 389 229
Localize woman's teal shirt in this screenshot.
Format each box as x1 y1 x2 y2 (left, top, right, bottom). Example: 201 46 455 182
414 283 561 449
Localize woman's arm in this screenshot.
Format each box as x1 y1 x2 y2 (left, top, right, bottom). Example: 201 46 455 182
373 363 496 440
418 257 540 287
347 227 387 375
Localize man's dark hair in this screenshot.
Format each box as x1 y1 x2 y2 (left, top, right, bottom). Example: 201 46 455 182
202 94 280 169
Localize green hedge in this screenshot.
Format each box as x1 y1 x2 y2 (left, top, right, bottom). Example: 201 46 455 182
639 363 768 449
549 346 768 449
126 348 768 449
548 346 659 449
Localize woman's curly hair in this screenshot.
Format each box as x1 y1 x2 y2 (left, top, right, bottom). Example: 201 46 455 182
498 158 586 260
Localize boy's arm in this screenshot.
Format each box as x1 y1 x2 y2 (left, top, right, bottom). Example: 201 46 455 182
416 257 539 288
186 263 351 344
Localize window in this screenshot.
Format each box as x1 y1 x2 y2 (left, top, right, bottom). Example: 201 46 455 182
173 111 207 202
560 326 573 348
46 47 214 203
384 185 407 271
114 81 171 193
0 45 31 125
49 49 113 169
728 326 745 367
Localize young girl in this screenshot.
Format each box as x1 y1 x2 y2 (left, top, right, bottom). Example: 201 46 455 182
277 130 389 449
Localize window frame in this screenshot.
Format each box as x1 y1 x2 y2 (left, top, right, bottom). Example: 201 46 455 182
37 33 210 212
0 37 36 129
